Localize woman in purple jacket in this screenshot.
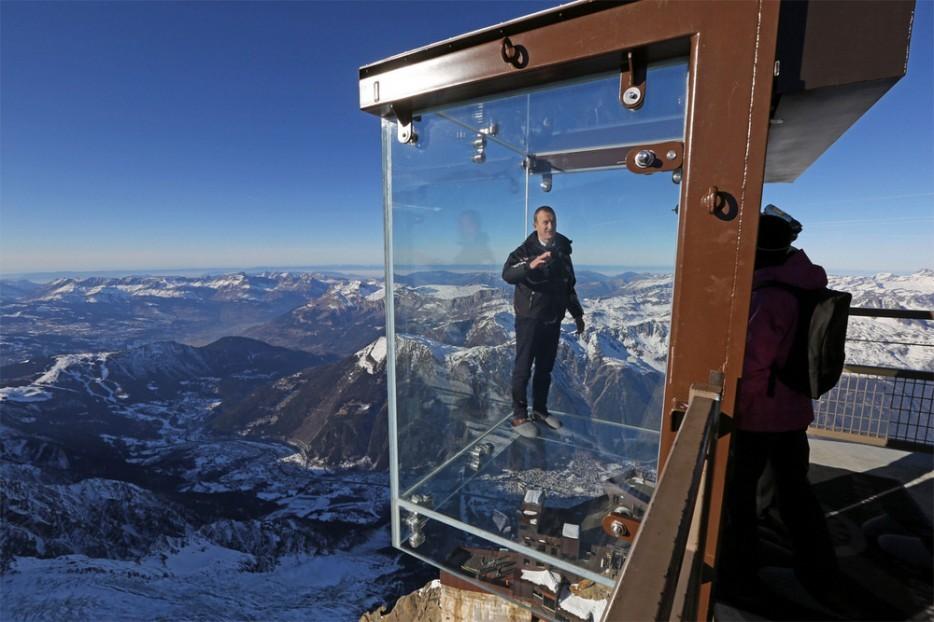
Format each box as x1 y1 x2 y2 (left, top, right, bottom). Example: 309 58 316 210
723 213 839 604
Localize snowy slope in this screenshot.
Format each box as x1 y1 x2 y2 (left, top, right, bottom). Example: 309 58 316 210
2 529 424 622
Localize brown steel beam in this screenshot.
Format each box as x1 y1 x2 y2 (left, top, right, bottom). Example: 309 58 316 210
359 1 631 78
359 2 692 117
672 4 781 617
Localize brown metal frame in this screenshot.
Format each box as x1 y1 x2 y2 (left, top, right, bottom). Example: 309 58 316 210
360 1 781 618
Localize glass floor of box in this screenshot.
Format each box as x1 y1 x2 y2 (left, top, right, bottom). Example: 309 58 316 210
398 409 659 587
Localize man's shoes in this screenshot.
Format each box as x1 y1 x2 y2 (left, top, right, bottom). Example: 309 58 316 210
511 417 538 438
532 409 562 430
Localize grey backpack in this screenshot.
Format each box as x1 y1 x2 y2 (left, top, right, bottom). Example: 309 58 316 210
761 283 852 399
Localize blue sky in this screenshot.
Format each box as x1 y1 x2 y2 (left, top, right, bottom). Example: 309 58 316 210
1 1 931 276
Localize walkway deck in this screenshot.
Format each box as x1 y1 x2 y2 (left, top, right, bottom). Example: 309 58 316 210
715 437 932 621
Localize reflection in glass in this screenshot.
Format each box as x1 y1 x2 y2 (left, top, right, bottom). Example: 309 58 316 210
384 60 688 610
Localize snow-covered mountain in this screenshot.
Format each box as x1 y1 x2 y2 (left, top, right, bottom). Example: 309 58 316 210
1 329 434 620
830 270 934 370
0 272 335 363
16 273 331 304
2 268 930 622
244 279 385 356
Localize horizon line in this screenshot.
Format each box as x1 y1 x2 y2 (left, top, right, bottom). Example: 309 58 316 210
2 263 932 284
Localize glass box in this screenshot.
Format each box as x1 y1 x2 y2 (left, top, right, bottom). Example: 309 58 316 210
383 60 688 619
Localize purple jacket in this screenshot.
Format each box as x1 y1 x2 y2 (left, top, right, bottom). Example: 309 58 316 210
735 249 828 432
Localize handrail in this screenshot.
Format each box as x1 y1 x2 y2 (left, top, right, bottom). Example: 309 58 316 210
841 364 934 382
849 307 933 320
602 383 721 622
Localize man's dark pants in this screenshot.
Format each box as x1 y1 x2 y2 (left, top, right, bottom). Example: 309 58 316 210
511 317 561 416
724 429 838 592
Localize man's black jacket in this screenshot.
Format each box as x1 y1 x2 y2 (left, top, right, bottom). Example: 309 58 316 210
502 232 584 323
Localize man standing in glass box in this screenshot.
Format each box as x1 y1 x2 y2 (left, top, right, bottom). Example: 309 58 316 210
502 205 585 438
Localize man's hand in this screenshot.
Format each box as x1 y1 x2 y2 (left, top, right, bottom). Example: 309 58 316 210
574 316 585 335
529 251 552 270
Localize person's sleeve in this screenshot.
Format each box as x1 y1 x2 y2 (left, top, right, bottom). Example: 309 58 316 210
737 291 796 415
502 247 529 284
566 259 584 319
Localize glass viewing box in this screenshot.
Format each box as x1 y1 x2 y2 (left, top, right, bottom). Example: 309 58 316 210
384 61 687 602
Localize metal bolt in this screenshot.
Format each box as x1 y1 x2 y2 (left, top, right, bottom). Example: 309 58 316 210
671 169 682 184
666 150 678 161
622 87 642 105
634 149 656 169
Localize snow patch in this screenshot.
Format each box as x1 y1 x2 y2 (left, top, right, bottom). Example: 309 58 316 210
560 593 608 621
356 337 387 374
412 284 493 300
0 386 52 403
521 568 562 593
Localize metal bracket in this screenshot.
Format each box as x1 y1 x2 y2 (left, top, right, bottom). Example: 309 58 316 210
620 49 646 110
392 105 418 144
625 140 683 174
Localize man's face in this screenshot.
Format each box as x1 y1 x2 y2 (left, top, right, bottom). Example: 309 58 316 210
535 210 556 243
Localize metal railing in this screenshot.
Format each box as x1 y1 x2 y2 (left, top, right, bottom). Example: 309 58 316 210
601 308 932 622
810 307 933 450
603 379 722 622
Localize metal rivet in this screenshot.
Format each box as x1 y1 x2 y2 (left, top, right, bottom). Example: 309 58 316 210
666 150 678 161
672 169 682 184
623 87 642 105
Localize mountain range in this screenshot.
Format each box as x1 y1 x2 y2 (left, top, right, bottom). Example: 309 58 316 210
1 267 931 620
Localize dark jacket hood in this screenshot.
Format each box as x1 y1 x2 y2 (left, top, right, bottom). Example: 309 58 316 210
523 232 573 255
753 248 827 291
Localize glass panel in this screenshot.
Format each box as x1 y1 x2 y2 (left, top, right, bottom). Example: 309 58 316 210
385 60 687 601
